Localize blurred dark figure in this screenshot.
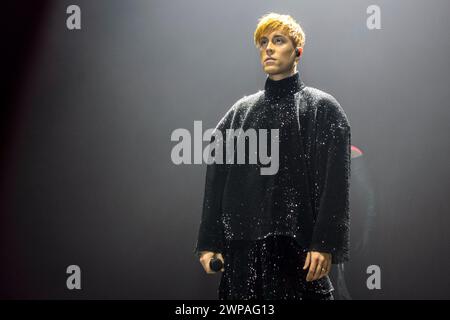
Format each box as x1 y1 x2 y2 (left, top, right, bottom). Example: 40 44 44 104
329 145 378 299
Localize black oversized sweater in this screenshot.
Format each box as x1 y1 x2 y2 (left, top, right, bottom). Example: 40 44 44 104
194 71 351 264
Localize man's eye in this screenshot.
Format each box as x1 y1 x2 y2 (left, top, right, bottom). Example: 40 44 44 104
275 38 283 44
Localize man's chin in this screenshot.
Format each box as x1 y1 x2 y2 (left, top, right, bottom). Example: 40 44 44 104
263 66 281 75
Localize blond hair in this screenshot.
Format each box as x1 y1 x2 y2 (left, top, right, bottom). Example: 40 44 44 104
254 12 305 49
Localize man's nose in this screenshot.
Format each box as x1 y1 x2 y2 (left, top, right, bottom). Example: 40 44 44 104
266 47 274 56
266 42 275 54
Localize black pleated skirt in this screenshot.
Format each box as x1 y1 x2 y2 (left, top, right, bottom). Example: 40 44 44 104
218 235 335 300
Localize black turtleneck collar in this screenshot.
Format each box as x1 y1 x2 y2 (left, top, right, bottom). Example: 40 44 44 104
264 71 305 100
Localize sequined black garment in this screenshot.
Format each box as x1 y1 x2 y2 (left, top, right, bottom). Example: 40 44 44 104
194 71 351 265
218 235 334 300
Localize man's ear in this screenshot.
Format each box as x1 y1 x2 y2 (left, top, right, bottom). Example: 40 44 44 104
294 47 302 65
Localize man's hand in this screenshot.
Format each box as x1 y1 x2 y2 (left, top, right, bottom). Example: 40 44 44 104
199 251 225 274
303 251 332 281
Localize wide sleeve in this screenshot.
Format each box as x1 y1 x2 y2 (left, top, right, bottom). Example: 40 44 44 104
309 98 351 264
193 106 236 258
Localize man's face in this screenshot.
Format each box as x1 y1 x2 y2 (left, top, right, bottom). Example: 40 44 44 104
258 30 302 80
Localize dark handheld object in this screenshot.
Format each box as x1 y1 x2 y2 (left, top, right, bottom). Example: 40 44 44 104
209 257 223 272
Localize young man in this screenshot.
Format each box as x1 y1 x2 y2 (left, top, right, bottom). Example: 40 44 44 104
194 12 351 300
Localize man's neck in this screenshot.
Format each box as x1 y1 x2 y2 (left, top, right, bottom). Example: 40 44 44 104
268 68 298 81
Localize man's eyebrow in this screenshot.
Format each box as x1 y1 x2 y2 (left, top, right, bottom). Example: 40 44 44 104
261 34 286 40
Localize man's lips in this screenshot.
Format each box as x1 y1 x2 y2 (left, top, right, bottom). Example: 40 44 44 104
265 57 276 62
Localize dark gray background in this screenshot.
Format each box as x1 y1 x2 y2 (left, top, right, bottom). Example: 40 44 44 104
1 0 449 299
